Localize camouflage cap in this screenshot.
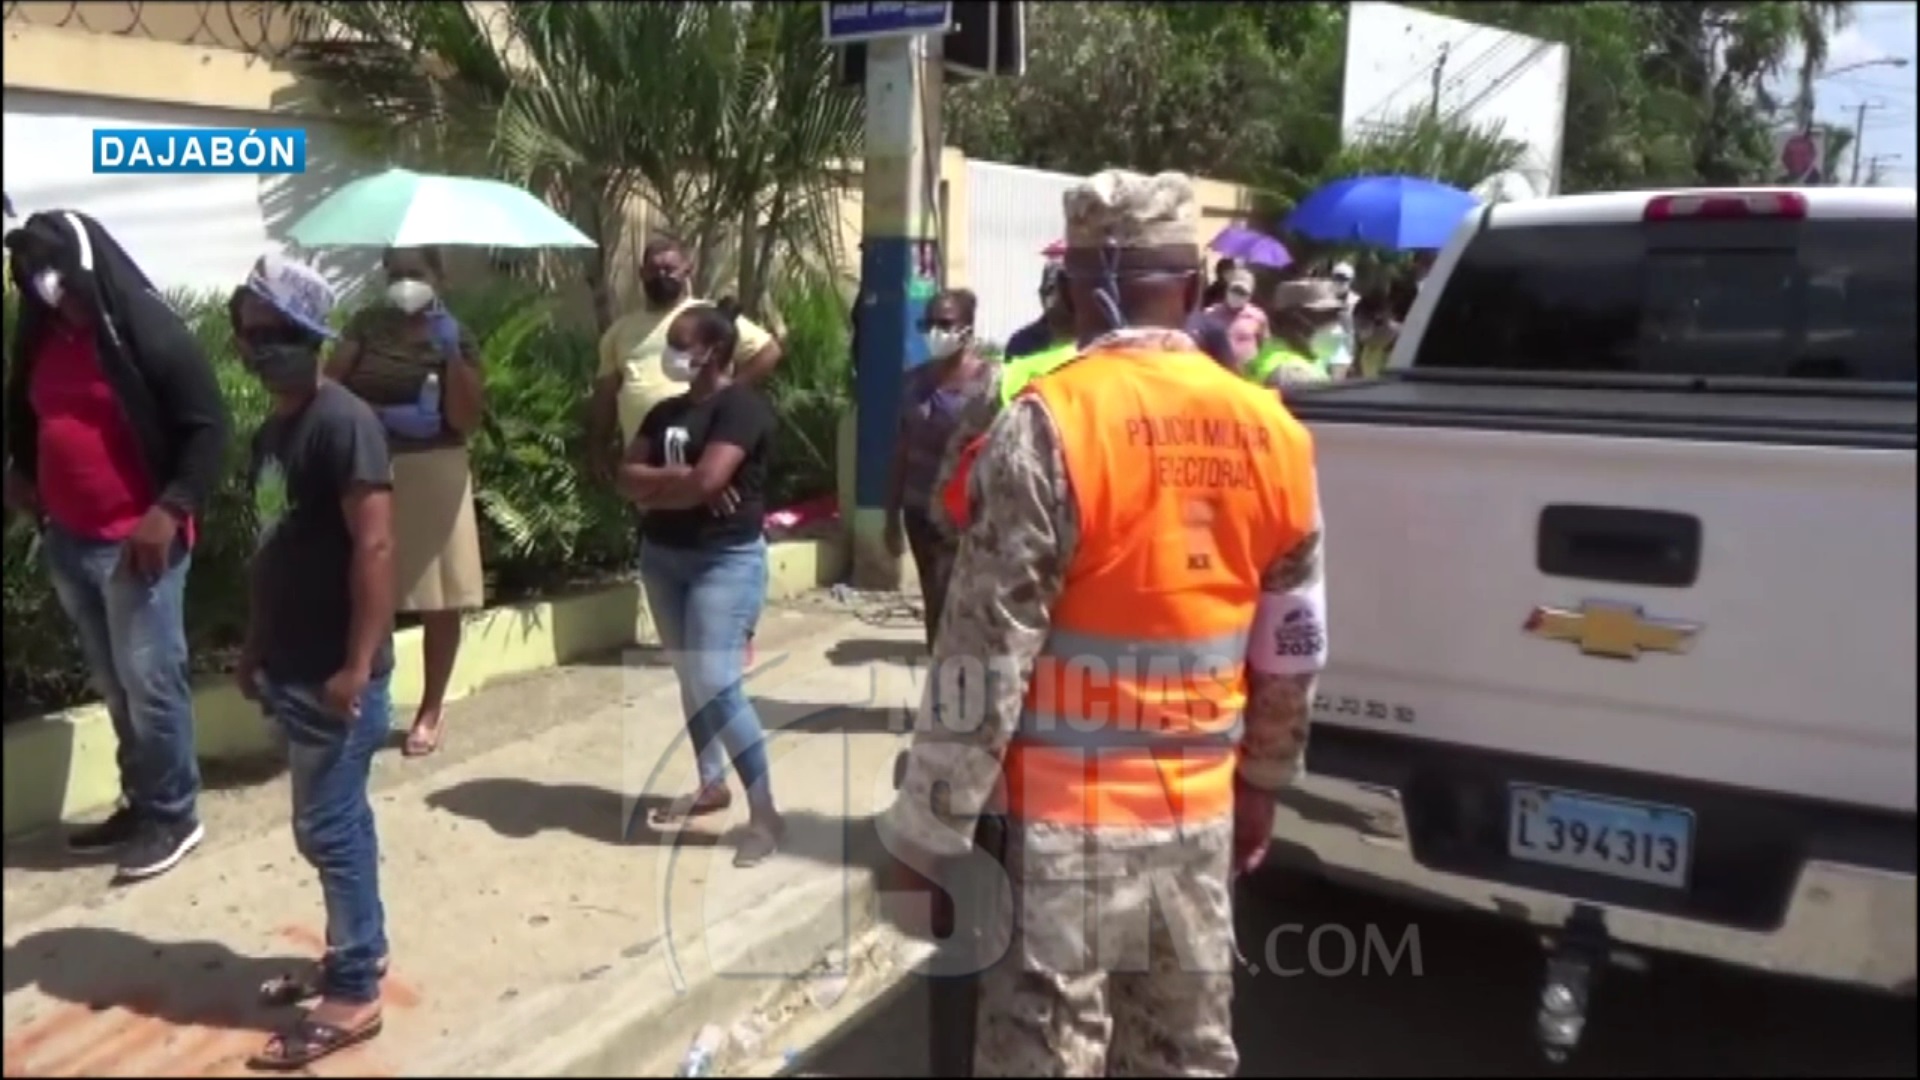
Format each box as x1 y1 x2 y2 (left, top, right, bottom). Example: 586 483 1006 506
1271 278 1346 314
1062 169 1200 251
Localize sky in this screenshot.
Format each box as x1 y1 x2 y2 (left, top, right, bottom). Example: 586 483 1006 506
1782 1 1919 185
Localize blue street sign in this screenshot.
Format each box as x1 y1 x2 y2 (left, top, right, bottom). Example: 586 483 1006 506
823 1 952 46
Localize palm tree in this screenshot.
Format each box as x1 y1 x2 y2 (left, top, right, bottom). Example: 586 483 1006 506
1789 1 1857 129
280 1 861 330
1327 109 1531 192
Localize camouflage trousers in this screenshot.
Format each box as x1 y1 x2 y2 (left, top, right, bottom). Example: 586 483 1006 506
972 817 1238 1078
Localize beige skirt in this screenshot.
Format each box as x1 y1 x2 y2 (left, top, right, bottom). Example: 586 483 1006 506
392 445 486 613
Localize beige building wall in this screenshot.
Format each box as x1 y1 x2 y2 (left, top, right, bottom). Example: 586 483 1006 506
4 4 1255 317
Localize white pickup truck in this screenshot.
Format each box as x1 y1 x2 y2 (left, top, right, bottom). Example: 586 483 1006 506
1277 186 1916 1061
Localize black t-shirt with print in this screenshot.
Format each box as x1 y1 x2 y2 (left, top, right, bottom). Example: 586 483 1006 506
249 381 397 684
636 384 775 550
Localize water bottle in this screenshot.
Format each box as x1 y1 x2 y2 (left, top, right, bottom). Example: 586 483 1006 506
675 1024 725 1078
418 371 442 420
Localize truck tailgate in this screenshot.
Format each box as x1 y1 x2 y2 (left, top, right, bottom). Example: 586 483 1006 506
1306 419 1917 814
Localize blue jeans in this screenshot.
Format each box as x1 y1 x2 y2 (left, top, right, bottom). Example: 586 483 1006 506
41 523 200 824
638 538 774 810
261 671 394 1003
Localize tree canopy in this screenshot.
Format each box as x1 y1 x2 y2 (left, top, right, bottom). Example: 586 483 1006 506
944 1 1859 201
284 1 861 329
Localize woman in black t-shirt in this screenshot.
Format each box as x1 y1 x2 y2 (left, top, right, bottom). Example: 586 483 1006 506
618 301 783 867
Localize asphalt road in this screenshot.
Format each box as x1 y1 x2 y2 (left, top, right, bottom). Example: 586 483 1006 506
788 869 1917 1078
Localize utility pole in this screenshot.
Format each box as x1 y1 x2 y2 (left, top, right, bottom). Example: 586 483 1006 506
827 3 951 588
1848 100 1883 186
1428 42 1451 121
853 32 942 588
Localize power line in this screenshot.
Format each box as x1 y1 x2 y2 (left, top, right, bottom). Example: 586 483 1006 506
1446 39 1554 126
1433 31 1530 120
1826 75 1918 98
1352 24 1501 130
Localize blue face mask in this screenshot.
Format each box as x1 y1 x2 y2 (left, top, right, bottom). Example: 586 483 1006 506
1068 244 1201 343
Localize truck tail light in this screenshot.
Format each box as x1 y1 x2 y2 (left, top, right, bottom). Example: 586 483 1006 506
1644 191 1808 222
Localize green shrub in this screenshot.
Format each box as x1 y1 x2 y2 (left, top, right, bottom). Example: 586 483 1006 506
762 270 852 508
3 272 852 717
455 280 634 594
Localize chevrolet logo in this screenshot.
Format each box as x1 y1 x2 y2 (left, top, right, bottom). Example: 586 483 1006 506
1523 601 1701 660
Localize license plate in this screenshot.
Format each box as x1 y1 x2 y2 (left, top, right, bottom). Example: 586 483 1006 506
1508 785 1693 889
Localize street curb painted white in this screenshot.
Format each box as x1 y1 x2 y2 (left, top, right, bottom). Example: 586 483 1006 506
421 867 883 1077
3 538 847 838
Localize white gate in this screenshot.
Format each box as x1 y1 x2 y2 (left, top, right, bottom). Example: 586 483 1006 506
963 159 1078 348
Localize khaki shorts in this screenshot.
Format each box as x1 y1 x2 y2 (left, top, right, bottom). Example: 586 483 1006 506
392 445 486 613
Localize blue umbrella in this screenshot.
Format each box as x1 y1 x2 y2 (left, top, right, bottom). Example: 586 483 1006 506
1284 175 1481 252
1208 224 1293 269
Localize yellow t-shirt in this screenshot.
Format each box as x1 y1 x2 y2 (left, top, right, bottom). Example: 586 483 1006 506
596 297 775 446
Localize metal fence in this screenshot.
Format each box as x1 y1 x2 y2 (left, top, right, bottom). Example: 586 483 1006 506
0 1 520 58
963 159 1076 346
3 0 305 55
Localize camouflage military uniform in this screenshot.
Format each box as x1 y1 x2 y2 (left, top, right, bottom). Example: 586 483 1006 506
880 318 1325 1077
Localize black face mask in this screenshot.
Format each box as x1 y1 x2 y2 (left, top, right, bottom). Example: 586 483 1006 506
642 273 685 307
246 342 322 395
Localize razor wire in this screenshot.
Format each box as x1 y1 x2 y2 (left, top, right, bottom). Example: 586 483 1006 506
0 1 519 60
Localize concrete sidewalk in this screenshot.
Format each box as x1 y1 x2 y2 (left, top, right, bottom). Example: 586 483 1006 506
2 600 928 1078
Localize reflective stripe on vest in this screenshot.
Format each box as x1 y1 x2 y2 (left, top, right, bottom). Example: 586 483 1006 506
1245 343 1311 385
1004 344 1320 829
1017 626 1250 749
999 342 1078 405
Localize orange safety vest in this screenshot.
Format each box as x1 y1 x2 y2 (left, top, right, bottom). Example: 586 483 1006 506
1002 344 1319 829
942 343 1080 530
942 435 986 529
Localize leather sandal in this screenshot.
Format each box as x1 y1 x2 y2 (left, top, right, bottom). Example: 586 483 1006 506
246 1014 384 1071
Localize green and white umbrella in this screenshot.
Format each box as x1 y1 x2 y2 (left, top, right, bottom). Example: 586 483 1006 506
287 167 596 249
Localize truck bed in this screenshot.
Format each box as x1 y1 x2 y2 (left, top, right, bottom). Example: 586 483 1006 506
1288 375 1917 815
1286 374 1917 450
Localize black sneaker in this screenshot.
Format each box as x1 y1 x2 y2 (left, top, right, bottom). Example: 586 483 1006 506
114 818 205 882
66 806 142 854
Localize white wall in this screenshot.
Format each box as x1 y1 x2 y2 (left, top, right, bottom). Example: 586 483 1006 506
2 89 379 299
962 159 1077 347
1341 2 1569 195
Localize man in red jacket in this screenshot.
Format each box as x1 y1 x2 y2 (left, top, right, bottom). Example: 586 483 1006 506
4 210 230 882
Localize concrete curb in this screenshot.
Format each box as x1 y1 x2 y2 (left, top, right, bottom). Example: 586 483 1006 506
420 865 883 1077
3 537 847 838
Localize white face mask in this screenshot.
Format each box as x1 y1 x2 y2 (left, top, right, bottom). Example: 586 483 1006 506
1224 292 1249 312
661 347 700 383
924 327 965 361
32 269 63 309
387 278 435 314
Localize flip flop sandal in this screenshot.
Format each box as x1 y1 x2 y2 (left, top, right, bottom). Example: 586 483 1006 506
647 790 731 826
258 957 391 1007
246 1015 384 1072
402 722 443 758
732 818 786 869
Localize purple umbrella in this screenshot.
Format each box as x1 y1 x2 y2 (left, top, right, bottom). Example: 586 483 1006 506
1208 224 1293 270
